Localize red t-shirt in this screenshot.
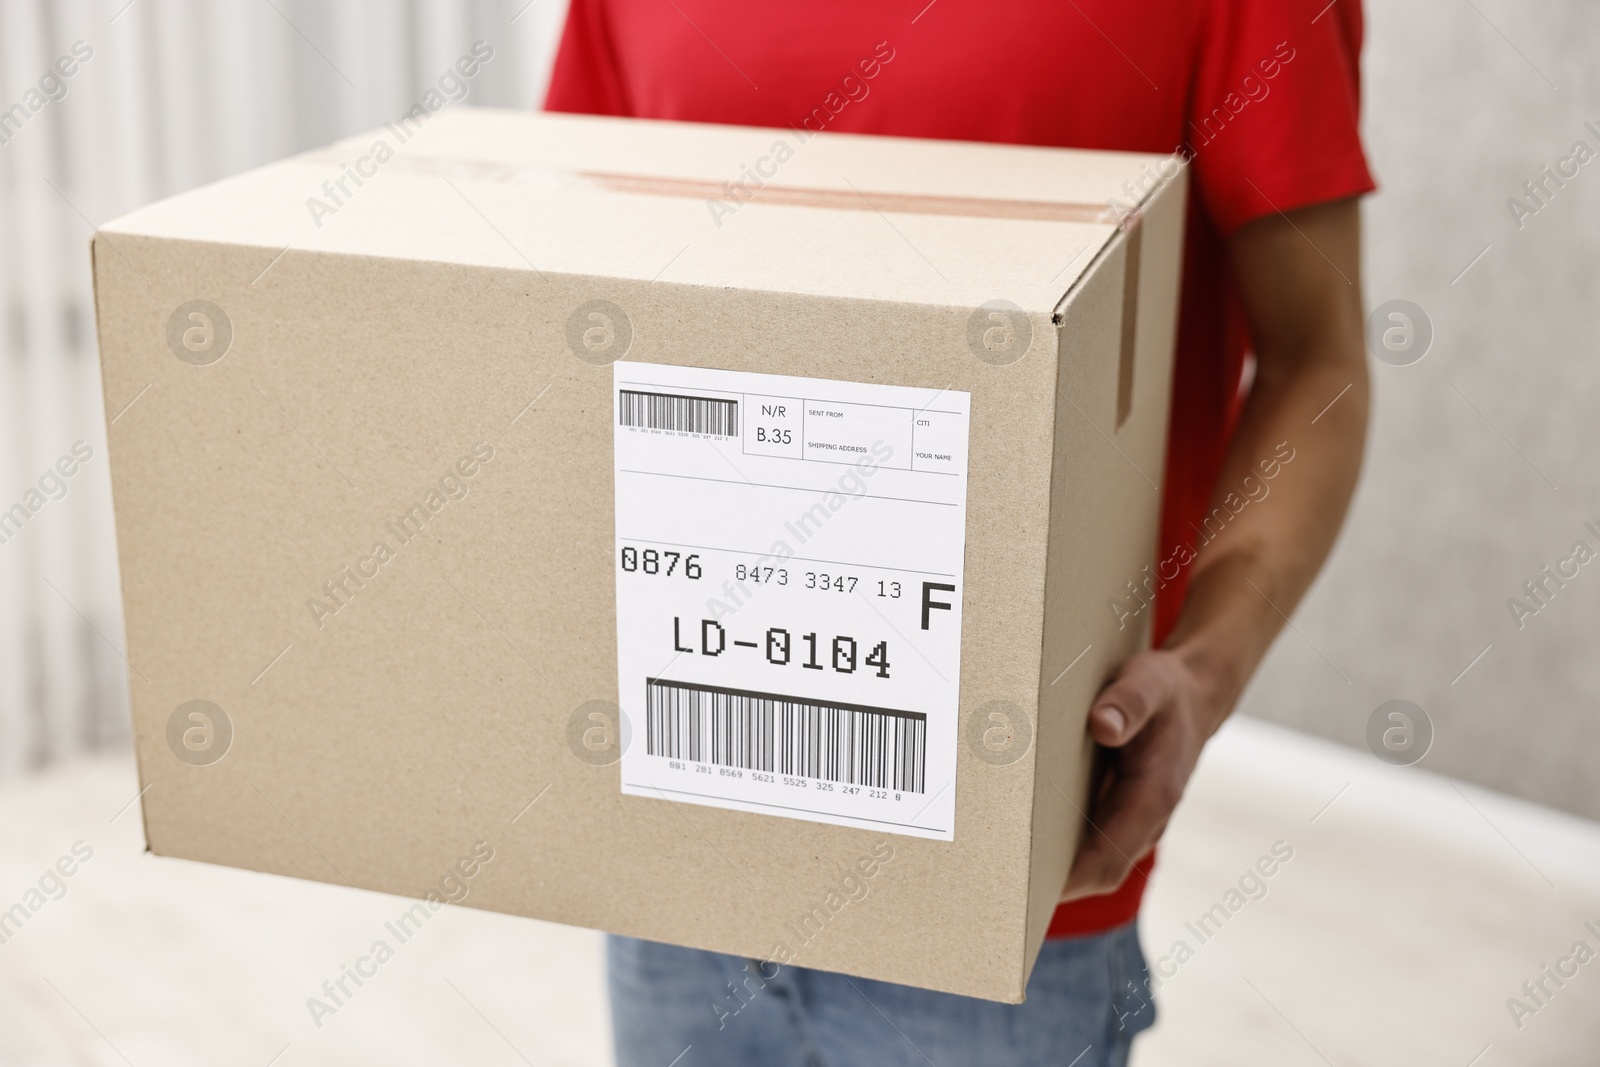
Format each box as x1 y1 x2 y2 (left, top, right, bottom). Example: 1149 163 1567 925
547 0 1374 938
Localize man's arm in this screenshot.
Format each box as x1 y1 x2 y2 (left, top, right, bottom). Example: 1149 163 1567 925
1062 196 1369 900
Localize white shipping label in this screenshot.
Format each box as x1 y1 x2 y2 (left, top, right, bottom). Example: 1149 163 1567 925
613 362 971 841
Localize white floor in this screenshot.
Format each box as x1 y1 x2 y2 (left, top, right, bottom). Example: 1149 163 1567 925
3 717 1598 1066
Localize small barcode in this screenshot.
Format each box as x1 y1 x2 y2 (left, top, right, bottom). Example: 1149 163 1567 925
645 679 926 794
619 390 738 437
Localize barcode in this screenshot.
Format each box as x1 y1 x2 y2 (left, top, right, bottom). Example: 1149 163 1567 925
645 679 926 794
619 390 738 436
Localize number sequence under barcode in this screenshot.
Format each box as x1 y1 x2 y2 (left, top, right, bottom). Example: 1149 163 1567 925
645 679 926 794
619 390 738 436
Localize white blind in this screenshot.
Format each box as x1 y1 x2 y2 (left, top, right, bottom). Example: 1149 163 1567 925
0 0 566 777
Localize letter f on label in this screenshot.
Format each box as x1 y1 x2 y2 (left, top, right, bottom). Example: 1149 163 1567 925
921 583 955 630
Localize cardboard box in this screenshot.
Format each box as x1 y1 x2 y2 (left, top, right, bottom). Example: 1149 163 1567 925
93 108 1184 1003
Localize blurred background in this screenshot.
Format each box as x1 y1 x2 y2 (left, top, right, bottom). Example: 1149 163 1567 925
0 0 567 780
2 1 1598 1065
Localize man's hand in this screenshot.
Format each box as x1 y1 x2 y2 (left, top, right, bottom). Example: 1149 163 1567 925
1061 196 1369 902
1061 649 1224 899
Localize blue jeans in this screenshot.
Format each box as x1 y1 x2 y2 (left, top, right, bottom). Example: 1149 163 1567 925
608 923 1156 1067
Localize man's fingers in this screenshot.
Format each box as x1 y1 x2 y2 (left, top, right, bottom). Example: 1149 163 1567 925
1089 654 1171 747
1062 836 1131 901
1063 813 1166 900
1062 765 1174 900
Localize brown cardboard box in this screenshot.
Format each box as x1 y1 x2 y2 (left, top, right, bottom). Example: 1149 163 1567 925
93 108 1185 1003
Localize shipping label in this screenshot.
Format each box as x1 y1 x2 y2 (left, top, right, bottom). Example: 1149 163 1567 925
612 362 971 840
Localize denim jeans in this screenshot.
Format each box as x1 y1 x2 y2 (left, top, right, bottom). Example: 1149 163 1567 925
608 922 1155 1067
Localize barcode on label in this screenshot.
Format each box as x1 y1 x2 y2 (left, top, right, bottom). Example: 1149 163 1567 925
619 390 738 437
645 678 926 794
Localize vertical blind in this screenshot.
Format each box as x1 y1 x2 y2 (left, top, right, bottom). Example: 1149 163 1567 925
0 0 564 777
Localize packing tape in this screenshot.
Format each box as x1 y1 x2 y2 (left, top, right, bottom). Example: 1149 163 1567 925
1115 214 1144 430
582 170 1121 224
300 148 1122 224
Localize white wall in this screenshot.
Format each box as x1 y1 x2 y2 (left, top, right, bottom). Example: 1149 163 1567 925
3 0 1597 820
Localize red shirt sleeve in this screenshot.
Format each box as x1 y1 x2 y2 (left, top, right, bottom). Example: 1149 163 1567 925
545 0 631 116
1188 0 1376 235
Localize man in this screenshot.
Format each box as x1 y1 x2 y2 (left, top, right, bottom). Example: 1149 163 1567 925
547 1 1374 1062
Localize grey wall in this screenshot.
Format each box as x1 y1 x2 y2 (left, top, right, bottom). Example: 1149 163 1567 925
1240 1 1600 818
